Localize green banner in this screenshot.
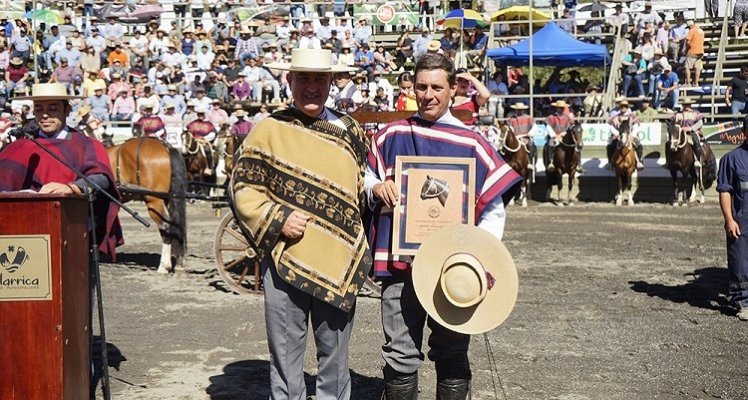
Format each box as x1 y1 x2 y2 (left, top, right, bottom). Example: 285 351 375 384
354 2 420 26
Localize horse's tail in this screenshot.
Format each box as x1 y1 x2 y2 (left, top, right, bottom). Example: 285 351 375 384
167 144 188 256
703 150 717 189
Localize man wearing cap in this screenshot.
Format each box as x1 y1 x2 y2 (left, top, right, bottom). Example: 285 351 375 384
545 100 582 173
231 48 370 400
134 104 166 139
87 86 111 121
49 58 82 95
329 71 358 111
716 117 748 321
507 103 537 168
366 54 520 399
56 41 82 68
0 83 122 259
607 100 644 170
655 62 679 111
413 27 433 61
671 97 705 167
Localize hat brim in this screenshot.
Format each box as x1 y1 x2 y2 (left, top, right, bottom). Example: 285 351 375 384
13 94 85 101
412 225 519 335
264 62 358 73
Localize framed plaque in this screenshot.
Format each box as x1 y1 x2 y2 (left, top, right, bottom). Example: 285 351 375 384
0 234 52 301
392 156 476 256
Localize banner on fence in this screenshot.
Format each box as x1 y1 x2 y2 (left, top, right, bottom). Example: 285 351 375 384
354 3 419 27
581 122 662 146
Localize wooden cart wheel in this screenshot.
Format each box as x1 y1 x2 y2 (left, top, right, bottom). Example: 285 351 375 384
213 212 261 295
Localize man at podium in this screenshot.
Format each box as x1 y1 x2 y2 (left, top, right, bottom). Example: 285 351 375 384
0 83 122 258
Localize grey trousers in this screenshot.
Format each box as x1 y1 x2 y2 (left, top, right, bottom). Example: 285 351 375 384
262 259 354 400
381 273 472 380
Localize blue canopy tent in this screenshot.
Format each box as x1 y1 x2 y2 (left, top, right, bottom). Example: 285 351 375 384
487 22 610 67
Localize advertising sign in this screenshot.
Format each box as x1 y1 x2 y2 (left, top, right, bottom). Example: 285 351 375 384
581 122 662 146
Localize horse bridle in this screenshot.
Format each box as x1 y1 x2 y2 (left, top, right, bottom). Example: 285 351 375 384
668 123 688 150
558 122 581 148
497 124 530 154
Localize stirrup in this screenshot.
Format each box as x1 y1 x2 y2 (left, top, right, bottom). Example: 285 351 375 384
636 161 644 170
694 160 702 168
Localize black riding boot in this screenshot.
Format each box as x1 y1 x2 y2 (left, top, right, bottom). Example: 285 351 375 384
530 142 537 170
636 144 644 169
606 142 615 164
436 378 471 400
382 365 418 400
690 132 703 165
544 143 555 172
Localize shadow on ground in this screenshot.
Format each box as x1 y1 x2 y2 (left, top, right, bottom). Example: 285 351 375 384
206 360 383 400
91 336 132 398
629 267 734 315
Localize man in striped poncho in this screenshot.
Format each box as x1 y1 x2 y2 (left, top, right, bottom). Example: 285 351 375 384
365 54 522 400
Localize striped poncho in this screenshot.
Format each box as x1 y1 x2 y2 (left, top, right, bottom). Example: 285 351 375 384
231 108 372 312
367 115 522 277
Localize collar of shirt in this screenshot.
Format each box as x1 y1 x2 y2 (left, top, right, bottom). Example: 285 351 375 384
290 105 346 130
38 127 70 139
416 109 468 129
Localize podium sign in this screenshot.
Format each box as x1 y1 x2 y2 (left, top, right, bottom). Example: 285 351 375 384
393 156 476 256
0 235 53 301
0 194 90 400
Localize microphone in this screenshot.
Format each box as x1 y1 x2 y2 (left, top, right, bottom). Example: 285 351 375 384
8 126 36 139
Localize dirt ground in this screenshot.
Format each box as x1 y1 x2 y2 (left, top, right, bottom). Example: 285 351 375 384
95 200 748 400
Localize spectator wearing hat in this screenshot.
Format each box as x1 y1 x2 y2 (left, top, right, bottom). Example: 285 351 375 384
161 85 187 115
621 49 646 97
211 17 231 44
110 59 129 81
0 42 9 70
234 27 260 68
413 27 433 61
9 26 32 62
354 17 373 46
206 71 230 103
161 43 185 69
159 101 183 131
654 62 679 111
107 73 130 101
337 44 355 67
80 46 101 75
148 29 171 58
107 44 129 68
426 40 443 55
206 99 229 130
82 70 106 98
87 86 111 121
633 2 662 34
111 88 135 121
647 49 665 97
684 20 704 87
582 84 603 117
194 31 213 55
56 41 82 68
299 19 322 50
101 16 125 42
635 97 658 122
180 28 196 56
49 58 82 94
137 84 161 114
134 104 166 139
232 72 251 102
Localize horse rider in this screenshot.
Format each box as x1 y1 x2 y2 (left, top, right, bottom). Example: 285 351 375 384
670 97 704 167
185 106 218 172
607 99 644 170
507 103 537 169
545 100 583 173
134 104 166 139
229 109 253 144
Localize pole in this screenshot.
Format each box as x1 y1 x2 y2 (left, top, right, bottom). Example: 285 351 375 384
33 0 38 83
528 0 534 119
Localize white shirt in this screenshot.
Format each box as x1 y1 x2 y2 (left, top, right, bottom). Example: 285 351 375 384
363 110 508 241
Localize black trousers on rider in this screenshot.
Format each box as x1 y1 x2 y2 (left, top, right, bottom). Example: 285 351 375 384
690 131 703 159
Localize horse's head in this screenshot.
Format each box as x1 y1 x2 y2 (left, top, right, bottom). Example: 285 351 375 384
101 133 114 148
666 121 682 151
567 120 584 150
618 118 631 147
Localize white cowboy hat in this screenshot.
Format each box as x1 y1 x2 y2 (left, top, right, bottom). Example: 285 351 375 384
412 225 519 335
427 40 441 51
235 109 248 117
510 103 529 110
14 83 84 101
266 49 357 73
551 100 568 108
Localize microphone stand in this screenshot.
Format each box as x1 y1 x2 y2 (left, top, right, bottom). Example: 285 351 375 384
19 130 151 400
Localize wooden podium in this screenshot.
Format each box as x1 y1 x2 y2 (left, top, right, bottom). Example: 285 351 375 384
0 194 90 400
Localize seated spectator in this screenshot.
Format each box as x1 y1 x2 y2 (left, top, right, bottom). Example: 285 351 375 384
354 43 375 74
56 41 82 67
373 43 398 72
206 99 229 130
633 2 662 34
87 87 111 121
413 27 432 60
161 85 187 115
369 69 394 106
82 70 106 98
583 11 605 44
635 97 658 122
80 46 100 76
253 103 270 122
107 44 129 69
647 49 665 96
161 43 185 69
338 45 355 66
107 73 131 101
49 58 82 94
111 89 135 121
558 8 576 35
439 28 458 59
621 49 646 97
607 4 630 34
253 58 280 103
136 84 161 114
196 45 215 71
583 84 603 117
232 72 251 102
206 71 230 102
130 30 149 61
654 63 679 111
109 60 128 81
159 103 183 131
395 72 417 111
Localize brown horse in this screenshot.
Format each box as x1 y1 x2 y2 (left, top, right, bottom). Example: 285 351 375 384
665 122 716 206
612 119 637 206
544 121 583 206
106 137 188 273
182 131 216 195
496 122 533 207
